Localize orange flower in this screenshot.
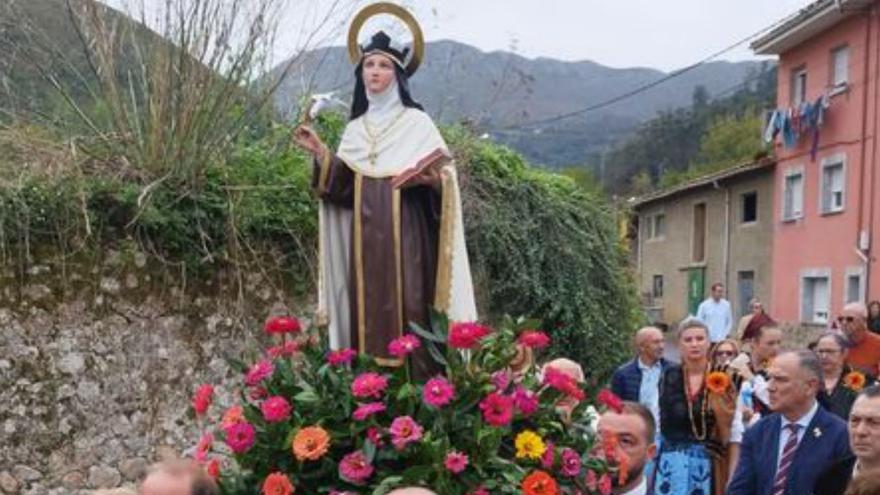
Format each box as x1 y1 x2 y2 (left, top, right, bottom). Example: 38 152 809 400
262 472 294 495
844 371 867 392
292 426 331 461
522 470 558 495
706 371 731 395
221 405 245 429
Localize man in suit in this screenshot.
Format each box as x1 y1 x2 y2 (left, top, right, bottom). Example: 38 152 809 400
597 401 657 495
727 350 851 495
610 327 668 427
814 385 880 495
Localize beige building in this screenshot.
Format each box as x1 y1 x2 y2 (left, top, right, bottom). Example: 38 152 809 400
632 160 776 327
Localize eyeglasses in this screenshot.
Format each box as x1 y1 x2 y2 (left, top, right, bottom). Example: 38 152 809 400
815 349 841 356
838 316 857 323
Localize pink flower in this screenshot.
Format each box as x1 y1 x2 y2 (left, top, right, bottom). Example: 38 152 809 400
423 377 456 408
267 341 300 358
491 370 512 392
585 470 598 491
195 432 213 463
514 386 539 416
597 388 624 413
327 348 358 366
339 451 374 484
448 322 492 349
245 360 275 387
224 422 255 454
264 316 302 334
541 442 555 469
249 386 268 401
389 416 424 450
598 473 612 495
366 426 384 447
518 330 551 349
352 402 386 421
479 392 514 427
351 372 389 399
543 366 585 401
470 488 489 495
260 396 292 423
444 451 469 474
561 448 581 477
192 384 214 416
388 334 421 358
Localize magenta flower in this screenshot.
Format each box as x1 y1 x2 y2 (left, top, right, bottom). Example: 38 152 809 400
479 392 514 427
351 372 389 399
339 451 374 484
422 377 456 408
352 402 386 421
514 386 539 416
388 334 421 358
327 348 358 366
448 322 492 349
518 330 551 349
444 450 469 474
491 370 512 392
260 396 292 423
267 341 300 358
561 448 581 477
366 426 384 447
389 416 424 450
244 359 275 387
264 316 302 334
195 432 213 463
224 422 255 454
541 442 555 469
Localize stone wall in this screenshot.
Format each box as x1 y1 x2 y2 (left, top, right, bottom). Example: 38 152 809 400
0 247 303 494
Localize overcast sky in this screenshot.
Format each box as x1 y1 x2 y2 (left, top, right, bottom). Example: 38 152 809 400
103 0 814 71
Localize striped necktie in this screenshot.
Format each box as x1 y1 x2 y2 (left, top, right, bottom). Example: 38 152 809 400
772 423 802 495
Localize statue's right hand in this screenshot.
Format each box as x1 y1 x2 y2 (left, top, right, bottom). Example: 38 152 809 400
292 125 326 158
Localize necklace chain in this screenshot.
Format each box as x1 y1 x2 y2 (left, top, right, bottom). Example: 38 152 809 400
363 108 407 166
683 363 709 441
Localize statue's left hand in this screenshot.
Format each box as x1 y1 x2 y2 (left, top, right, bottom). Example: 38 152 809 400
403 165 441 189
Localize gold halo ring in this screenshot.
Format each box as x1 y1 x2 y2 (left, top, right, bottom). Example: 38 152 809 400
347 2 424 77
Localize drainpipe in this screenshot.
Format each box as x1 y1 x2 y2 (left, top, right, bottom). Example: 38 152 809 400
714 180 731 294
858 9 873 299
868 7 880 297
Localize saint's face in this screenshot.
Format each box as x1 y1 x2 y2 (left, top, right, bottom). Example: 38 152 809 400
363 53 396 95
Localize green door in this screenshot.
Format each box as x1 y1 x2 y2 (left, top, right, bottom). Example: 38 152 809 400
687 267 705 316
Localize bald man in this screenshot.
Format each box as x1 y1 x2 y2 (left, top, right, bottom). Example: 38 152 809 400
610 327 668 429
840 302 880 376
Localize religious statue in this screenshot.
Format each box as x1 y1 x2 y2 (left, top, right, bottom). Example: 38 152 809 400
292 3 477 372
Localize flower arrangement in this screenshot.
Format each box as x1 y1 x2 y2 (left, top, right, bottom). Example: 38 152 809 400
189 313 625 494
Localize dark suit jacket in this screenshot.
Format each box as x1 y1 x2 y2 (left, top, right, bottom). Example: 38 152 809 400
813 456 856 495
610 357 669 403
727 406 851 495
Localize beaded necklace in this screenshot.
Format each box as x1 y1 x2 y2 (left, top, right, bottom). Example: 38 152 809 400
683 362 710 441
362 108 408 167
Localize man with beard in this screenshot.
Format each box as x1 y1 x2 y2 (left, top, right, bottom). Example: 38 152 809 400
597 401 658 495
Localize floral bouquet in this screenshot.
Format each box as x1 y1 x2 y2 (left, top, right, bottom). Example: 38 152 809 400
189 312 628 495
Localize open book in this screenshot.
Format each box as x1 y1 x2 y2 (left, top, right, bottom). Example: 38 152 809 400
390 148 452 189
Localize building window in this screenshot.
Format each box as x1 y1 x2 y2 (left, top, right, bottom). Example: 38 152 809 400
692 203 707 263
831 45 849 89
791 66 807 105
644 213 666 240
820 156 845 214
741 191 758 223
802 274 830 324
845 268 865 304
652 275 664 299
783 169 804 221
737 271 755 317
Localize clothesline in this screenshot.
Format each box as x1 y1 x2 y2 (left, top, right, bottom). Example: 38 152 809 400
763 93 831 161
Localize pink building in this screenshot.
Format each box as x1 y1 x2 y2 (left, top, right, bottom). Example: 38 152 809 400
753 0 880 326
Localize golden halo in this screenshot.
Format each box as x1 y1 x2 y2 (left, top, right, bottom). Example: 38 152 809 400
347 2 424 77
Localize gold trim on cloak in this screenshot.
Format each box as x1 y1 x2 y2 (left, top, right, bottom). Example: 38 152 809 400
317 151 332 195
354 173 366 352
433 166 456 312
393 188 404 333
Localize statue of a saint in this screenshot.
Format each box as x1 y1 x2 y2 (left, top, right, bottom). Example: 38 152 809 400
293 4 477 371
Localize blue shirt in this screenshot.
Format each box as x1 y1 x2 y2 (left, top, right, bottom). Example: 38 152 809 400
776 400 820 469
696 298 733 343
637 358 662 433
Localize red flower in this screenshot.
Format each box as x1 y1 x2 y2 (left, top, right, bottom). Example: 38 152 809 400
598 473 612 495
366 426 384 447
264 316 302 334
518 330 551 349
261 396 292 423
351 372 389 399
267 341 300 358
543 367 585 401
522 470 558 495
388 334 421 358
479 392 514 427
192 384 214 416
541 442 555 469
448 322 492 349
205 458 220 480
514 386 539 416
327 348 358 366
597 388 623 413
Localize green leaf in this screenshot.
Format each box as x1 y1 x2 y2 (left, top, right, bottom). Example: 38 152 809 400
371 476 404 495
294 390 320 403
409 321 445 344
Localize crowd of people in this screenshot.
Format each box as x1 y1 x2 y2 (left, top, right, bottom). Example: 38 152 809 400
610 282 880 495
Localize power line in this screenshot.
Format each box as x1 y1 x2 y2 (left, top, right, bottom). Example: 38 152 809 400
498 16 791 131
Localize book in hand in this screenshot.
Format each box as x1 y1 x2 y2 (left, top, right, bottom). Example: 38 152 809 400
390 148 452 189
